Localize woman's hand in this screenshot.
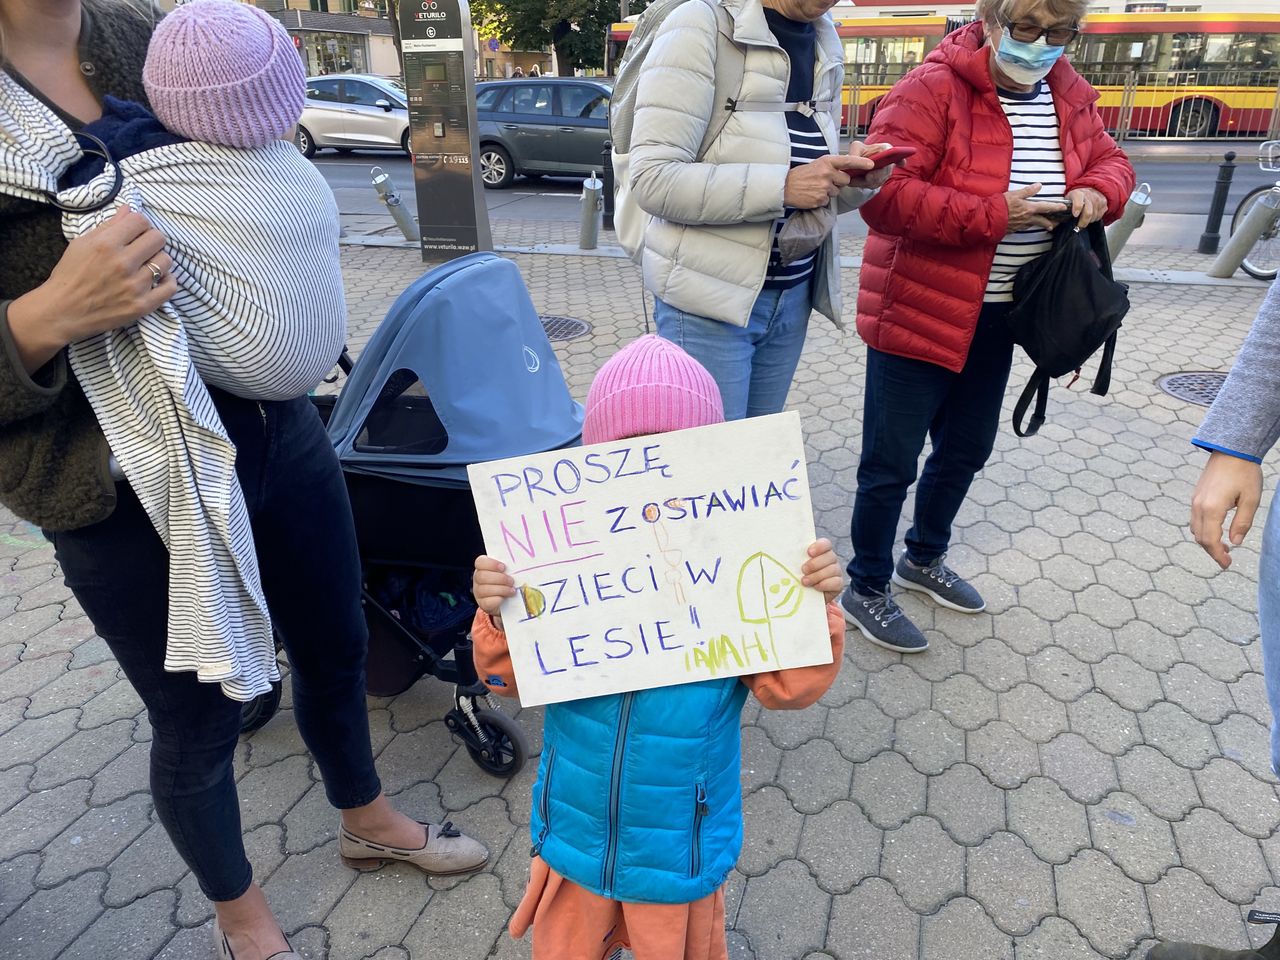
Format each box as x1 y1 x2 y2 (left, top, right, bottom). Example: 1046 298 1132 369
6 206 177 373
1004 183 1069 232
801 538 844 605
1065 186 1108 228
845 141 895 190
473 555 515 630
1190 451 1264 570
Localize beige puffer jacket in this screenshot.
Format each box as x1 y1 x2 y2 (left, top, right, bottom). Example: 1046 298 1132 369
629 0 874 328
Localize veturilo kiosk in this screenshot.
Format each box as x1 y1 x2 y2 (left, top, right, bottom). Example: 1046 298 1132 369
400 0 492 261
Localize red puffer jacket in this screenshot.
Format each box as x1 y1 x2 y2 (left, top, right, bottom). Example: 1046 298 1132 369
855 22 1135 372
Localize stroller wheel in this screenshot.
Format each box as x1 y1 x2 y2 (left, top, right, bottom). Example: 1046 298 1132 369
463 709 529 778
239 680 283 736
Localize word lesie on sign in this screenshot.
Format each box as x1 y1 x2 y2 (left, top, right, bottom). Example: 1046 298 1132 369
467 412 832 706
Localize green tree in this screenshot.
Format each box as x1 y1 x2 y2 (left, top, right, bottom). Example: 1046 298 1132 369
468 0 649 72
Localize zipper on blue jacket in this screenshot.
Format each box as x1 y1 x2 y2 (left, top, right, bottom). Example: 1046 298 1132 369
690 781 709 878
531 745 555 857
601 692 635 896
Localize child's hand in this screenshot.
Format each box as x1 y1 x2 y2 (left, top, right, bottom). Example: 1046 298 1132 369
473 555 515 630
801 538 844 605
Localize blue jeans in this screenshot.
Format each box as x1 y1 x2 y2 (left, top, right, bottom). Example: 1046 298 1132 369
653 281 813 420
848 303 1015 595
48 389 380 902
1259 498 1280 776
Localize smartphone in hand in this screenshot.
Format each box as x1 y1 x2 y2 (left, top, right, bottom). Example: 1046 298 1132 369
868 145 917 169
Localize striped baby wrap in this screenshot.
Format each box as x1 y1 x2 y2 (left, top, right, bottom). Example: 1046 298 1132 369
0 73 347 701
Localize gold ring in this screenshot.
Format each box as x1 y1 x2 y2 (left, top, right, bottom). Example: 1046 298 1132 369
145 261 163 289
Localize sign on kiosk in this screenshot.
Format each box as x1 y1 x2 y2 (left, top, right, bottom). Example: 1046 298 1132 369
467 413 834 707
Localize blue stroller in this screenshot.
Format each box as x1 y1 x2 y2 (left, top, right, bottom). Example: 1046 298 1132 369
239 253 583 779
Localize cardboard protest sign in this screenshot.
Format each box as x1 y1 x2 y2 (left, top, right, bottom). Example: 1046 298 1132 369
466 412 832 706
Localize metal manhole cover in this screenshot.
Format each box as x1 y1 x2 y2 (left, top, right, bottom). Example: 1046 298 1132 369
539 315 592 342
1157 372 1228 406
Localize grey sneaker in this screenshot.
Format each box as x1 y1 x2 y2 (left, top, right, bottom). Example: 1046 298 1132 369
892 555 986 613
838 586 928 653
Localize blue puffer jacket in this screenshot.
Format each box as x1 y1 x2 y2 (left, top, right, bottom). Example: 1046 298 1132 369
532 678 749 904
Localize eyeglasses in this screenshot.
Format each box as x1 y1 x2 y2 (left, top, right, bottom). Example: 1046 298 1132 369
999 18 1080 47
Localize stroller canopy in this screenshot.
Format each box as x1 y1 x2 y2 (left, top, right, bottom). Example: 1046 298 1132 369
327 253 584 486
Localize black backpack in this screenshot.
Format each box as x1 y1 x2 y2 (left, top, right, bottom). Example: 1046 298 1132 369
1005 221 1130 438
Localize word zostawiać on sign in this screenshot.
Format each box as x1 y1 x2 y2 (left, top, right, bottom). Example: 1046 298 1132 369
467 412 832 706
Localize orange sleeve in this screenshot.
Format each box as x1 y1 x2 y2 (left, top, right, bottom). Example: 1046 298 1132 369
742 603 845 711
470 611 520 699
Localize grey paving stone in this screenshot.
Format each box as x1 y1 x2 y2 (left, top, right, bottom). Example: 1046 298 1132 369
1232 672 1273 722
1194 758 1280 839
1147 867 1252 951
1093 654 1165 712
244 713 309 770
1056 850 1154 957
932 674 1000 731
89 739 149 807
288 926 328 960
826 877 919 960
927 762 1005 846
1088 791 1178 884
0 778 92 860
283 782 340 855
866 663 933 720
777 738 854 815
1015 916 1109 960
1068 692 1144 756
1135 592 1201 639
921 896 1014 960
262 840 356 935
818 659 867 708
103 821 188 908
1198 597 1260 645
1075 584 1138 630
0 853 38 924
0 762 32 817
758 699 828 750
24 662 117 719
36 792 152 888
1008 777 1091 865
849 751 927 830
58 890 176 960
0 707 79 769
1117 745 1204 821
736 860 830 960
1114 621 1183 674
741 725 784 794
966 637 1029 694
1179 628 1253 683
1139 701 1221 770
402 872 505 960
1040 555 1095 595
1051 612 1118 664
0 870 106 960
825 698 894 764
326 869 431 960
967 830 1055 936
1214 713 1277 784
881 815 964 913
1027 646 1093 702
1000 682 1070 745
375 721 459 797
739 787 805 876
903 631 965 682
77 680 144 730
1241 887 1280 949
1163 662 1236 724
894 709 966 776
968 720 1041 789
1174 808 1271 904
237 755 315 833
29 718 133 792
21 616 95 661
987 548 1041 588
995 607 1055 658
797 800 881 895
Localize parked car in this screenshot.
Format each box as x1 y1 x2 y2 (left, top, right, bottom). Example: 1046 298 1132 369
475 78 612 189
296 74 410 158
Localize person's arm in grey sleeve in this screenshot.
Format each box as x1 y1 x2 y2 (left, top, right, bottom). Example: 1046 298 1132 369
1190 280 1279 569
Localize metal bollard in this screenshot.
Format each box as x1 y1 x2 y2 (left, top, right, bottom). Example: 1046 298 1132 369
1208 186 1279 278
579 170 603 250
371 166 420 243
1105 182 1152 263
1197 151 1237 255
601 140 615 231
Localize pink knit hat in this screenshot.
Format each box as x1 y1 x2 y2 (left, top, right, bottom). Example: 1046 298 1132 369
582 335 724 445
143 0 305 149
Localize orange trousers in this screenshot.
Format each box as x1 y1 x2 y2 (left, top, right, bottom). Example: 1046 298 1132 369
509 857 729 960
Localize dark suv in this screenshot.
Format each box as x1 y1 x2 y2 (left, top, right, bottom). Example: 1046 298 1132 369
475 78 612 189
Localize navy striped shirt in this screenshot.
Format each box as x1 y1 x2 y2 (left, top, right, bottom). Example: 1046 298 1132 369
986 81 1066 302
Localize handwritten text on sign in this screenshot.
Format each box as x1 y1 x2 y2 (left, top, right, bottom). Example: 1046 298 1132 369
467 413 832 706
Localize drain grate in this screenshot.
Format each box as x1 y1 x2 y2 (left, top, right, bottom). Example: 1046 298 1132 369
539 315 592 342
1157 372 1229 406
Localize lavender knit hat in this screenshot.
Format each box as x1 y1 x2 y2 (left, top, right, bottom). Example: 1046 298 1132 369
143 0 305 149
582 335 724 445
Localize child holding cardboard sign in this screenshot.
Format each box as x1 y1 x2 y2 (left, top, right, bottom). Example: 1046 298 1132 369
471 335 845 960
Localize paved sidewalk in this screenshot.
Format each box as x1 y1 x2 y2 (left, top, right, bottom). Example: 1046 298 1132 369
0 239 1276 960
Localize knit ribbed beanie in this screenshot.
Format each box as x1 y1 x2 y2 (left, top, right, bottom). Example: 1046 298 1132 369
582 335 724 445
143 0 305 149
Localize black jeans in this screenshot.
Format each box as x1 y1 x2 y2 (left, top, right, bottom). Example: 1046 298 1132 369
847 303 1015 595
48 389 380 902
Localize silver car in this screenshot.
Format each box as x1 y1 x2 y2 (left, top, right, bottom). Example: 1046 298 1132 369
296 74 410 158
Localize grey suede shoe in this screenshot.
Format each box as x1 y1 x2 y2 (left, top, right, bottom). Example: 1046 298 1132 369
339 820 489 876
1148 910 1280 960
213 920 301 960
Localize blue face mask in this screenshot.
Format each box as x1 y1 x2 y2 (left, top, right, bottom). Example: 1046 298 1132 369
995 33 1066 84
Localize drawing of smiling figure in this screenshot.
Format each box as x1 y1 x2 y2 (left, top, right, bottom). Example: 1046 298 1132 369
737 552 805 625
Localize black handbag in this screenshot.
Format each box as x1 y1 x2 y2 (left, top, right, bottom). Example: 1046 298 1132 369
1005 221 1130 438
